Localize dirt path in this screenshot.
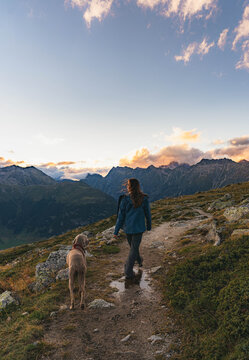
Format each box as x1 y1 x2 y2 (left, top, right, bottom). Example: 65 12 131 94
42 214 209 360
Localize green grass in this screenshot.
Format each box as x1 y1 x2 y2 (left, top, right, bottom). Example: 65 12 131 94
164 236 249 360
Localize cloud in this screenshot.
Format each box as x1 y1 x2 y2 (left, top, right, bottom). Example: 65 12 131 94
167 127 201 143
198 37 215 55
66 0 114 27
119 134 249 168
212 139 225 145
232 5 249 49
119 144 204 167
218 28 229 50
235 40 249 71
35 134 64 146
206 145 249 162
38 164 110 180
175 37 214 63
0 157 25 167
137 0 217 20
175 42 197 63
229 136 249 146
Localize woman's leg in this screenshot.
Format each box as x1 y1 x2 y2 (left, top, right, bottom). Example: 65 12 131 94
125 233 143 278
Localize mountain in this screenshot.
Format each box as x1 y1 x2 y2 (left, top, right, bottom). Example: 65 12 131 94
82 158 249 201
0 165 55 185
0 181 116 249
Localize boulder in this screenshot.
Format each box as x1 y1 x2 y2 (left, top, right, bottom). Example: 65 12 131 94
56 268 69 281
88 299 115 309
0 291 19 310
96 226 116 244
223 205 249 222
231 229 249 240
34 249 69 290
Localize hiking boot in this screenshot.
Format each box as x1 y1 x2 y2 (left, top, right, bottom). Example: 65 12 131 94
138 256 143 267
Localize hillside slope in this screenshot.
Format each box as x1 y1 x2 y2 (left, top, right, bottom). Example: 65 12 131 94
83 158 249 201
0 181 248 360
0 181 116 249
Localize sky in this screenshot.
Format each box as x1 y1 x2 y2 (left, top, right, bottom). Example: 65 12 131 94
0 0 249 179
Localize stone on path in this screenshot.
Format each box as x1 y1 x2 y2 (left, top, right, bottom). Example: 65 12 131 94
149 266 162 274
148 334 164 345
88 299 115 309
121 333 133 342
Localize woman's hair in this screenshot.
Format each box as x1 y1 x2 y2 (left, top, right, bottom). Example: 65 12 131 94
125 178 146 208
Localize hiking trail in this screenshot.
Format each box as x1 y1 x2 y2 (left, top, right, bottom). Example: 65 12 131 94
42 213 209 360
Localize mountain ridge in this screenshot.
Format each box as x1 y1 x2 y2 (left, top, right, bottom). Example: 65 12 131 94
0 165 55 185
82 158 249 201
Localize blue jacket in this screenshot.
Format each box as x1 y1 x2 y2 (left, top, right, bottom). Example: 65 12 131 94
114 195 151 235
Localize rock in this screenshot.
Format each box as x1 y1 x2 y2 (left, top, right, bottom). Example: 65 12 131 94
59 304 68 311
148 334 164 345
205 222 221 246
56 268 69 281
231 229 249 240
208 199 233 211
223 205 249 222
149 241 164 249
88 299 115 309
150 266 162 274
59 245 72 251
96 226 116 244
239 219 249 227
50 311 57 317
0 291 19 310
82 231 94 238
221 193 232 201
85 250 93 257
121 334 132 342
44 250 69 272
35 249 70 290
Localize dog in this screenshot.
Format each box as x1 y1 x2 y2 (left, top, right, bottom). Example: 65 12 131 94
66 233 89 310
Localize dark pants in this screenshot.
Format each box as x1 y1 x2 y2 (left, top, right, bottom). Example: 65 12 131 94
125 233 143 277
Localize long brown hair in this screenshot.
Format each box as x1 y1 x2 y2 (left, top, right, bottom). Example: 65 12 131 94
125 178 146 208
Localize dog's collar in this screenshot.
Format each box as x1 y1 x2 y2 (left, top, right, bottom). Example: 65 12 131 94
73 243 85 255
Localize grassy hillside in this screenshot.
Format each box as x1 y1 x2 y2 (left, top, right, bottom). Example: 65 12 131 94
0 181 116 250
0 181 248 359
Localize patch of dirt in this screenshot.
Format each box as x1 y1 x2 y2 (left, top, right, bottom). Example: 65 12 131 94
42 213 210 360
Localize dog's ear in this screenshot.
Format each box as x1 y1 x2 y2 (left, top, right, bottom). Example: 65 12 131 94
73 235 79 245
80 234 89 248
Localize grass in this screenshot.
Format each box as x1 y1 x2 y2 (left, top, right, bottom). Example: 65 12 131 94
1 180 249 359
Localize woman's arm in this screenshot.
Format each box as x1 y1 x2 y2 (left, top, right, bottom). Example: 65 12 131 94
144 197 152 231
114 197 126 235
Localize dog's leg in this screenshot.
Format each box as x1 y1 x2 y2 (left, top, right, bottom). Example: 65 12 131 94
69 268 75 310
79 271 86 310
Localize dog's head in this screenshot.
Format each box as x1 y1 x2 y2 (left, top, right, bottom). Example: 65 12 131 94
73 234 89 249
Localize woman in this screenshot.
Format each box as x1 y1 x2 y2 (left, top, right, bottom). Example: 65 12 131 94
113 178 151 279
